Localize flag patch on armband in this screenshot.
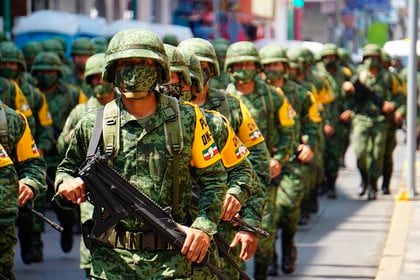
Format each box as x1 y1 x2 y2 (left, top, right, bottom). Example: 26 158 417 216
249 130 263 141
203 143 219 161
235 145 248 159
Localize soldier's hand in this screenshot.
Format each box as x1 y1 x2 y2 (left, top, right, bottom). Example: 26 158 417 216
342 81 355 93
57 177 86 205
18 182 34 207
221 194 241 221
270 159 282 178
229 230 258 261
178 225 210 263
382 101 395 115
340 110 353 122
297 144 314 164
394 111 404 125
323 124 335 137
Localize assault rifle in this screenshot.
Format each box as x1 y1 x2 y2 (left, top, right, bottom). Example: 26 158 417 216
77 155 228 280
351 77 385 109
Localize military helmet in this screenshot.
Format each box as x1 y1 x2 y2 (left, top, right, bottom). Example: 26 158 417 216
181 49 204 94
22 41 44 59
164 44 191 85
320 43 339 58
84 52 106 80
91 37 108 54
0 43 27 70
178 38 220 77
163 34 179 46
338 47 351 61
259 44 288 65
212 38 230 58
31 51 63 76
71 37 95 56
42 39 66 60
287 47 305 70
224 41 260 72
363 44 382 58
103 28 169 84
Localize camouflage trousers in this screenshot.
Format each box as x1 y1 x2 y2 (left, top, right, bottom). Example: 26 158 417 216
353 116 388 183
80 202 94 270
90 245 192 279
0 223 17 280
323 128 345 181
217 222 245 280
255 160 307 266
382 122 397 182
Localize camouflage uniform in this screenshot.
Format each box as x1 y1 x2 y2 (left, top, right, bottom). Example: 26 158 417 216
31 51 87 252
56 28 228 280
41 39 74 83
209 39 231 90
354 44 395 200
0 102 46 280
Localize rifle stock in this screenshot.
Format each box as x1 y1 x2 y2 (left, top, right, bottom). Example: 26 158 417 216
78 155 228 280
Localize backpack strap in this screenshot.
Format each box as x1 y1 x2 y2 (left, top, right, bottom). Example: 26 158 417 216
163 96 183 218
102 100 120 157
209 89 231 121
86 108 104 158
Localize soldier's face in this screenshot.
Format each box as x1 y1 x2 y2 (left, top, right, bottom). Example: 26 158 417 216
73 54 91 71
263 62 285 72
232 61 257 71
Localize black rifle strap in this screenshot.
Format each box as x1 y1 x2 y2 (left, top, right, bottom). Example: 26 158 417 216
87 108 104 158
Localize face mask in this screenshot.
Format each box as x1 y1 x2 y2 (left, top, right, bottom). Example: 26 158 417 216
231 69 257 83
93 83 114 97
202 67 212 85
115 64 157 99
364 57 379 68
322 58 337 69
264 70 284 82
0 68 19 79
36 73 59 90
75 62 85 72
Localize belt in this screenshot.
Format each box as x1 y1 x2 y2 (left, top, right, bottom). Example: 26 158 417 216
96 228 175 251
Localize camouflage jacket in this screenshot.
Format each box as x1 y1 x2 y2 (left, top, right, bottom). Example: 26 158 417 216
16 75 54 153
280 78 322 150
0 102 46 224
226 79 297 167
56 94 227 235
203 87 270 189
44 81 86 167
57 97 102 156
209 72 230 90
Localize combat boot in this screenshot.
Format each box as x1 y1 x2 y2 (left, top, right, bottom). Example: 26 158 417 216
281 241 297 274
298 210 310 225
367 180 377 200
267 249 279 276
381 174 391 195
325 176 337 199
254 264 268 280
31 233 43 262
358 171 369 196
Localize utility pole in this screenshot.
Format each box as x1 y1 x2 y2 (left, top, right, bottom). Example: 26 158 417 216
406 0 418 198
3 0 11 37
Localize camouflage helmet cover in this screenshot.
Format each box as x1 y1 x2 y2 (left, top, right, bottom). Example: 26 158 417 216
71 37 95 56
180 49 204 94
178 38 220 77
91 37 108 54
258 44 288 65
103 28 169 84
224 41 260 72
84 52 106 80
286 47 305 69
164 44 191 85
0 43 27 70
320 43 339 58
31 51 63 76
363 44 382 58
42 39 65 60
162 34 179 46
22 41 44 59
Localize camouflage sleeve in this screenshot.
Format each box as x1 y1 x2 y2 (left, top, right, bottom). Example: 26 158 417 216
246 141 271 189
300 90 322 150
57 104 85 156
32 89 55 153
391 74 406 116
225 157 252 205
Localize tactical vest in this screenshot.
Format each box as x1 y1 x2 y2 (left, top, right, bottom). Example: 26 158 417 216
100 96 184 218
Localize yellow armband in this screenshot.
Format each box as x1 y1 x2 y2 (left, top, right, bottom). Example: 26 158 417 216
37 90 53 126
237 101 265 148
307 92 322 123
221 117 249 168
11 80 33 118
277 90 295 127
0 143 13 167
16 111 40 162
78 90 88 104
191 105 221 168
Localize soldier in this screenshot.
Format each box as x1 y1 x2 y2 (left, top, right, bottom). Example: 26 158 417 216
380 51 405 194
317 43 353 198
0 42 54 263
22 41 44 73
209 38 231 90
56 52 117 278
42 39 74 83
222 41 297 279
259 44 322 276
91 37 108 54
164 45 259 279
68 38 96 97
351 44 396 200
31 51 87 253
0 101 46 280
162 34 179 46
55 28 228 279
